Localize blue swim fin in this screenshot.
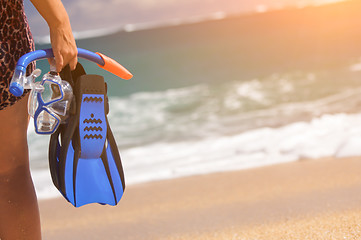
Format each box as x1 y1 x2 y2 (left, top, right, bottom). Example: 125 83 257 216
49 64 125 207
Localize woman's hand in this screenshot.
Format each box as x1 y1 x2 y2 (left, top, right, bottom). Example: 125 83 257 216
49 22 77 72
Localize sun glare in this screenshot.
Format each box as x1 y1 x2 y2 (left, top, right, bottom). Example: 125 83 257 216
309 0 347 6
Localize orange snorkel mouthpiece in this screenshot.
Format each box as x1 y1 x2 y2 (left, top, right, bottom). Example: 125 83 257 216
96 52 133 80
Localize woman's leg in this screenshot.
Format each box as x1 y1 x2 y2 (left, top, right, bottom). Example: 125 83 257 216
0 95 41 240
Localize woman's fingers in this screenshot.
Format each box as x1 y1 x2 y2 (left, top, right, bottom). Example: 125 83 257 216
53 50 63 72
69 49 78 70
52 47 77 72
49 24 77 72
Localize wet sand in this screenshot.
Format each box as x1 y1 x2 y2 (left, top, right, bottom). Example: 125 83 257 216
39 156 361 239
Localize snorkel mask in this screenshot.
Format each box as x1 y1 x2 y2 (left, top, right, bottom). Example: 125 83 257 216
10 48 133 134
28 68 74 134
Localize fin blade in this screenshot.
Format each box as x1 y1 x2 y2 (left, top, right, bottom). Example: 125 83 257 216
74 157 117 207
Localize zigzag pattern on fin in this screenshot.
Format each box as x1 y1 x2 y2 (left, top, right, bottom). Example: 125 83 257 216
83 97 103 103
84 126 103 132
83 119 103 124
84 134 103 139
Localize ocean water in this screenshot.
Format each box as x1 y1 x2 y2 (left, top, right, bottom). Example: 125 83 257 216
28 1 361 199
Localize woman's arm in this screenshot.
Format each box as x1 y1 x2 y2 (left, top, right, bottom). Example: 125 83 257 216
30 0 77 72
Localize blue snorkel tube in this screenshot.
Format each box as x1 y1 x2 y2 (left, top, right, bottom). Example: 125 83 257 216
10 48 133 97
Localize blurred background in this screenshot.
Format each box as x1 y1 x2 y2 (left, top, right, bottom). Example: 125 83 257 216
24 0 361 198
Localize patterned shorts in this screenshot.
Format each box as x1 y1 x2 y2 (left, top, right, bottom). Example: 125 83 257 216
0 0 35 110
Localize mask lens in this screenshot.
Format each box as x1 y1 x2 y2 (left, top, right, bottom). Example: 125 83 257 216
36 110 60 133
40 81 62 104
49 100 69 117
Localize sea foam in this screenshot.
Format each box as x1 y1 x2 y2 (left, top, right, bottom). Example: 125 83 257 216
30 112 361 199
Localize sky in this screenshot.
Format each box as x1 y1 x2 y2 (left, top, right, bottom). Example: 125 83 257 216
24 0 346 40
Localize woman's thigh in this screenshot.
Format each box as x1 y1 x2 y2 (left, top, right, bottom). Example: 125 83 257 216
0 94 30 174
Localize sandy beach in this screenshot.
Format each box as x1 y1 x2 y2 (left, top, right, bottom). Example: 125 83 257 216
39 156 361 239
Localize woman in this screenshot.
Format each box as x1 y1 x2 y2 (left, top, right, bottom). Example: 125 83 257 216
0 0 77 239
